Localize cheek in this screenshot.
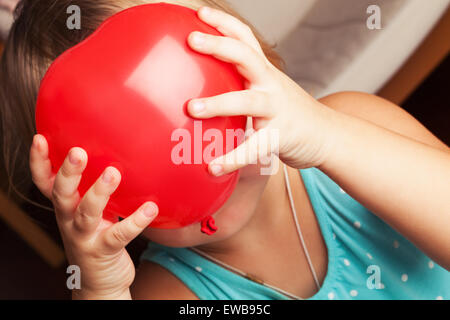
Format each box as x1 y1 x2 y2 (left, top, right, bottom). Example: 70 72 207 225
239 155 279 179
239 163 264 178
212 170 269 230
142 166 270 247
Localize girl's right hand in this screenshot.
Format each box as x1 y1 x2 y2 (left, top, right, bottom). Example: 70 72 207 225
29 134 159 300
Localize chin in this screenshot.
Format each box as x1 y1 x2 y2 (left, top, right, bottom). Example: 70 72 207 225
142 163 270 248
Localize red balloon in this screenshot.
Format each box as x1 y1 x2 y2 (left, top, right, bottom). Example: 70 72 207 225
35 3 246 232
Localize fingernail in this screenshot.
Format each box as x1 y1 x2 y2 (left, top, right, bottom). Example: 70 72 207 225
190 100 205 114
191 32 205 47
69 150 81 165
210 164 223 176
102 168 113 184
143 203 158 218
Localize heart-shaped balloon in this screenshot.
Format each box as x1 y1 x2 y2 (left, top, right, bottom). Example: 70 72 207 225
35 3 246 232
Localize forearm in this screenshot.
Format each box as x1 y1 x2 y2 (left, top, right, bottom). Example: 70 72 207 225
319 108 450 268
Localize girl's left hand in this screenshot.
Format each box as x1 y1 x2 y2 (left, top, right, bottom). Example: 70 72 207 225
187 6 337 176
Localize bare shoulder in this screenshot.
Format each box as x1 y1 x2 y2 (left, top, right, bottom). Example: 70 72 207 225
131 260 199 300
319 91 448 151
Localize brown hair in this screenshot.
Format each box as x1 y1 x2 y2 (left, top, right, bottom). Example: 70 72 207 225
0 0 283 204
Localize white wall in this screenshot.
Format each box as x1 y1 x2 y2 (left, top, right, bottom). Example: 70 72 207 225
227 0 316 43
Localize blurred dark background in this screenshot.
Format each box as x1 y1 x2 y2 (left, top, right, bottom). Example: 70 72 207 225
402 55 450 144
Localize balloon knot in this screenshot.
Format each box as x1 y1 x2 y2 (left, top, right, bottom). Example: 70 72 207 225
201 216 218 235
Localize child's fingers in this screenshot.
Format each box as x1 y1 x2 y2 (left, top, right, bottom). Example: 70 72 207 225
197 6 264 55
51 147 87 220
188 31 268 84
99 202 159 254
208 128 278 176
30 134 54 198
188 90 272 118
72 167 121 235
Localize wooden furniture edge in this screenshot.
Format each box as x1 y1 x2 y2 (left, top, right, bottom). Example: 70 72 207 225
377 7 450 105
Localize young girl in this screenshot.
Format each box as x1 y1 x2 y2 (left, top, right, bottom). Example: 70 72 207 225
1 0 449 300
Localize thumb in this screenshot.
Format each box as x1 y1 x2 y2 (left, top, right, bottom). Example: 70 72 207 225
99 202 158 254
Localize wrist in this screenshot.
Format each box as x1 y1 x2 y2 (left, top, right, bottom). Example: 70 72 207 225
309 101 343 168
316 104 356 171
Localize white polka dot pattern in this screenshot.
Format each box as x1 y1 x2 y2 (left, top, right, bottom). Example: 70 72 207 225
393 240 400 248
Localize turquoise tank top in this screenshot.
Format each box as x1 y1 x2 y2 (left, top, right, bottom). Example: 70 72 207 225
140 168 450 300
